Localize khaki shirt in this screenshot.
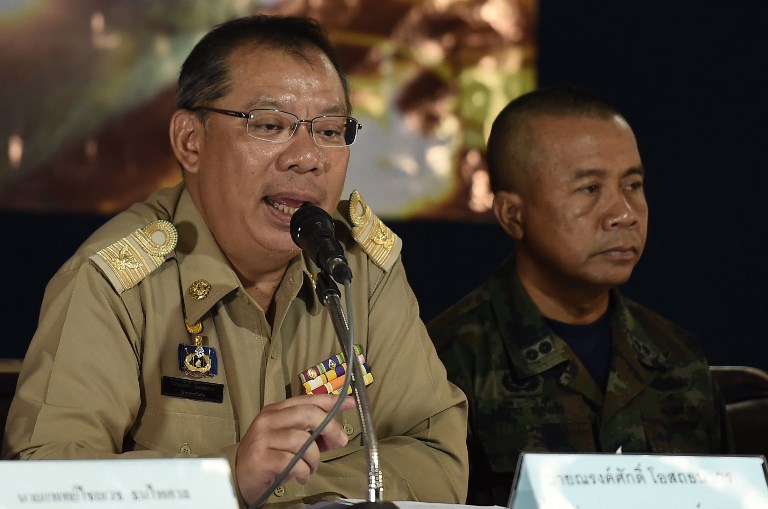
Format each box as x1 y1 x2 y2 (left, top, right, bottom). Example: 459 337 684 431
3 184 468 507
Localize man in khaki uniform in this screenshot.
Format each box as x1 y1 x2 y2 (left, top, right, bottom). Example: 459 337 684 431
3 15 468 507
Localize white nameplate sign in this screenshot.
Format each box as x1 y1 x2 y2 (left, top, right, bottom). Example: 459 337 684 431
509 453 768 509
0 458 239 508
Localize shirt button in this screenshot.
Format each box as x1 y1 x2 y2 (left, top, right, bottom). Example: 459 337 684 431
525 348 539 361
343 423 354 436
538 341 553 354
179 443 191 455
274 486 285 497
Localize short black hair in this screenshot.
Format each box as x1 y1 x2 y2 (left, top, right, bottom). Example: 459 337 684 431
176 15 350 112
486 86 623 192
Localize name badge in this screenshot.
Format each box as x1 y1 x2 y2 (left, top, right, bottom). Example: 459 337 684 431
509 453 768 509
0 458 237 508
161 376 223 403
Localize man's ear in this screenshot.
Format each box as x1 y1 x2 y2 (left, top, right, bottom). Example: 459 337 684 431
169 109 203 175
492 190 524 240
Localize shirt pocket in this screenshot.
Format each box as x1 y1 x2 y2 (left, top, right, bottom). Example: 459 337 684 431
130 407 239 456
475 393 594 473
641 390 716 453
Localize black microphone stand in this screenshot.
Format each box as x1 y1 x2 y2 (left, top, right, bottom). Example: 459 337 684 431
315 273 397 509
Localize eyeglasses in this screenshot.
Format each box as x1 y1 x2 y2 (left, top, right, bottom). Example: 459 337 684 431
191 107 362 147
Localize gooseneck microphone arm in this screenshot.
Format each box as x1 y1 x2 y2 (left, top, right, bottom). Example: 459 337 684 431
314 273 387 504
248 281 354 509
290 204 395 508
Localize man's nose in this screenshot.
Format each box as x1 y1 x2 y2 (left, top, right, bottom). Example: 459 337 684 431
602 191 638 230
280 123 322 174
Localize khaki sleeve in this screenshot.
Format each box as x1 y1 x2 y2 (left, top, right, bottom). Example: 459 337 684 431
2 263 145 459
363 258 469 503
2 263 236 468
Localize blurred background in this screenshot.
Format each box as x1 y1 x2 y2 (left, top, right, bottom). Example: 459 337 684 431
0 0 534 217
1 0 766 371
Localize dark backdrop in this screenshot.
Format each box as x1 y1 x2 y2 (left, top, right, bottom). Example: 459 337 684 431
3 2 767 370
533 1 768 370
402 2 768 369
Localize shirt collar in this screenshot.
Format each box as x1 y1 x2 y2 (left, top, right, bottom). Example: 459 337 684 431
491 255 670 378
173 189 241 325
490 257 570 377
612 294 671 369
276 253 325 318
172 188 322 324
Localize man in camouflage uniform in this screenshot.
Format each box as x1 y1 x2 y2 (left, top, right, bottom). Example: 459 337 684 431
3 15 468 508
428 87 731 506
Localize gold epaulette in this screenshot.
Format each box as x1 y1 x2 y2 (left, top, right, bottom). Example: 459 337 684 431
347 190 402 272
89 220 178 294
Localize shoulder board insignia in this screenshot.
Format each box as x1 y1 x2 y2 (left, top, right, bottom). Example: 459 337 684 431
348 190 402 272
90 220 178 294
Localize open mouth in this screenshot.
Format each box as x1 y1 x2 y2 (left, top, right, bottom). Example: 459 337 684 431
265 197 309 216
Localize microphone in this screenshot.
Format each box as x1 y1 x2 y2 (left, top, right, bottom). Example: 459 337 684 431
313 273 395 509
290 204 353 283
291 206 394 508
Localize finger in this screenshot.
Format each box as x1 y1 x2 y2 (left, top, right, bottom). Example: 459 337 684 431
262 416 345 461
235 396 355 503
239 395 355 475
295 407 352 452
259 396 355 440
243 429 319 479
267 427 321 456
270 393 357 414
269 446 315 485
298 430 322 477
265 429 325 484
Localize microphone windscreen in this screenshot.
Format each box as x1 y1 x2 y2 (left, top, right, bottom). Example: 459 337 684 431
289 204 352 283
290 204 335 249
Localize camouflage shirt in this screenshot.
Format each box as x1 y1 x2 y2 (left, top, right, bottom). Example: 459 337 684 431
428 255 731 506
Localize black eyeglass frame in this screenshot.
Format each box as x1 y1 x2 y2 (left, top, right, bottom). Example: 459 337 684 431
190 106 362 147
